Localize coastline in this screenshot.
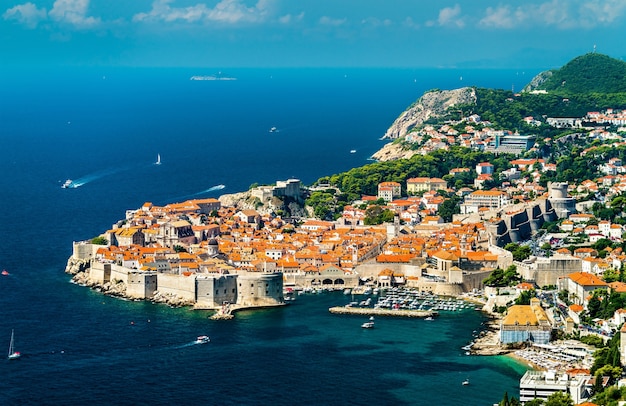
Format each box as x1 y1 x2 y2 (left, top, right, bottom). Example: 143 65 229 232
506 351 544 371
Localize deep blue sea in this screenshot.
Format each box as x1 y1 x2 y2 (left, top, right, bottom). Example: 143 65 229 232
0 67 539 405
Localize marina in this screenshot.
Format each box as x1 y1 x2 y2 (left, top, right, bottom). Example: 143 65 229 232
329 287 482 318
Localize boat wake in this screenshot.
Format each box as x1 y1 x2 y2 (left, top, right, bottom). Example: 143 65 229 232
64 166 130 188
204 184 225 193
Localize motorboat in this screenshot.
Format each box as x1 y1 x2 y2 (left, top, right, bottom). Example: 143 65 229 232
424 316 434 321
462 378 470 386
1 270 8 276
194 335 210 344
269 126 278 133
61 179 76 189
361 321 375 329
350 149 356 153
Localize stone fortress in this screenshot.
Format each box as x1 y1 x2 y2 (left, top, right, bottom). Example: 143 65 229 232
485 182 575 246
68 241 285 311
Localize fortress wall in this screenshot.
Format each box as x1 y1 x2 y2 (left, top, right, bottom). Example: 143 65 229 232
110 264 130 285
461 270 494 292
127 272 158 299
196 275 238 308
516 256 582 287
487 200 556 248
236 273 284 307
89 262 111 284
73 242 99 261
534 257 582 287
157 273 197 301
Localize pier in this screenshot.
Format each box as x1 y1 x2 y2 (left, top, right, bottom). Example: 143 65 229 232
329 306 438 318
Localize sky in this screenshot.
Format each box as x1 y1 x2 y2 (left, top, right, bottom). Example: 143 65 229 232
3 0 626 69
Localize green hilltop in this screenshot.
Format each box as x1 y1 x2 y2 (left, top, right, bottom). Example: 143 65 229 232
527 52 626 94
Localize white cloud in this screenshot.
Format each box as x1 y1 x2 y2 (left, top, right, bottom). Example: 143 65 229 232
361 17 391 27
319 16 346 27
3 0 99 29
279 12 304 24
438 4 464 28
479 5 519 29
3 2 47 28
133 0 271 24
479 0 626 29
49 0 100 28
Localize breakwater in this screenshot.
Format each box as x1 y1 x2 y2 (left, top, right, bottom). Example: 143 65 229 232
329 306 437 318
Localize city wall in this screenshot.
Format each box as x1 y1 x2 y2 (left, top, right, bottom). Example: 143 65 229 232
485 199 558 247
157 273 197 301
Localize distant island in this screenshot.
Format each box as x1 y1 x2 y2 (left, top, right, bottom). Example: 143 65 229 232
190 73 236 81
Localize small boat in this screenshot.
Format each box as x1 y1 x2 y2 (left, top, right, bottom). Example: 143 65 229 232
194 335 210 344
361 321 375 329
8 330 20 360
369 316 375 321
1 270 8 276
424 316 434 321
350 149 356 153
462 378 469 386
61 179 75 189
269 126 278 133
155 154 161 165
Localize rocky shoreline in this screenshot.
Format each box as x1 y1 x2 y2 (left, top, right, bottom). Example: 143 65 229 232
468 315 511 356
66 257 196 308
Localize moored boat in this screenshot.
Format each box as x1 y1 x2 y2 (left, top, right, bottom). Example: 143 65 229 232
361 321 375 329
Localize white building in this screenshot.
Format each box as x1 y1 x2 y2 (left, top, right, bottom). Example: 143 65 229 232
519 370 590 404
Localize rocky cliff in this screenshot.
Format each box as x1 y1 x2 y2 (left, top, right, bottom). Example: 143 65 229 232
381 87 476 140
372 87 477 161
521 70 553 93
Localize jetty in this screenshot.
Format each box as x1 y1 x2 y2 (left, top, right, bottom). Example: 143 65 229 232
329 306 437 318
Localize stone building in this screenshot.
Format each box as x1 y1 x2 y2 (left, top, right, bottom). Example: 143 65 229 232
377 181 401 202
500 298 552 344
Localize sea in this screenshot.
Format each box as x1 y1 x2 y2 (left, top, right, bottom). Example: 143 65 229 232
0 67 540 405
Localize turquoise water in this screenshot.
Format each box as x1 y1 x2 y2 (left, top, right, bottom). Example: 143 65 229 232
0 67 537 405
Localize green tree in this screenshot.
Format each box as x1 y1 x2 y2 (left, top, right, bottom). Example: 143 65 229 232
91 236 108 245
515 289 535 305
543 391 573 406
438 195 461 222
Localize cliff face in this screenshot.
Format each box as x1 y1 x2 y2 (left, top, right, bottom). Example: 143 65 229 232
371 142 420 161
372 87 477 161
382 87 476 140
521 70 553 93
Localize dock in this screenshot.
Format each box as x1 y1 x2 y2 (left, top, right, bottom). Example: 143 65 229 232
329 306 438 318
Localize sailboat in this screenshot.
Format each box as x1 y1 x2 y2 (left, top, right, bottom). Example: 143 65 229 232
8 330 20 360
155 154 161 165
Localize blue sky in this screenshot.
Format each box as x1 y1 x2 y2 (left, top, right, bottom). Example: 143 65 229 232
3 0 626 68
